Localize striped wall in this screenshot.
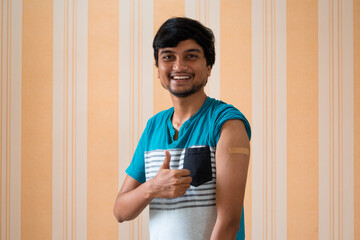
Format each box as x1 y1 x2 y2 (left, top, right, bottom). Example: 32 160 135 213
0 0 358 239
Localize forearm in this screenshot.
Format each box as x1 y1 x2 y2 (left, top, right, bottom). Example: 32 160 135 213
114 151 191 223
113 180 154 223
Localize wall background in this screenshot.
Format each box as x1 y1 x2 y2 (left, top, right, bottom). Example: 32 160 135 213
1 0 359 239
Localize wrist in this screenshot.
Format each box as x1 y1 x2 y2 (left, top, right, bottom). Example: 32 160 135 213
143 178 156 200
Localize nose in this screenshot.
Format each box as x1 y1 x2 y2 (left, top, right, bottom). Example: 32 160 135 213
173 58 188 72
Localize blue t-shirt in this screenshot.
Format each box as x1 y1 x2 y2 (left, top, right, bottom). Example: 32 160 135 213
126 97 251 240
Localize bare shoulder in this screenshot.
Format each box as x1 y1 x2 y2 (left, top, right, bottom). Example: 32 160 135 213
218 119 250 149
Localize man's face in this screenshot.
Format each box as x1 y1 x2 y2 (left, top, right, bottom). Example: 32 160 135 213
157 39 212 98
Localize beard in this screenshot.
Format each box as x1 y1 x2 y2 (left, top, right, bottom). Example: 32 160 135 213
167 79 208 98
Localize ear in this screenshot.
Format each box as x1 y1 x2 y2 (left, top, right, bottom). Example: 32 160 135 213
157 68 160 78
207 65 212 77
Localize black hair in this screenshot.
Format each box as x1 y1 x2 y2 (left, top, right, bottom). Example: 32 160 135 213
153 17 215 68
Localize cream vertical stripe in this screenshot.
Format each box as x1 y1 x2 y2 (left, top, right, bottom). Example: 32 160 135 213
1 0 22 239
118 0 153 239
53 0 88 239
318 0 354 239
252 0 287 239
118 0 131 238
274 2 287 239
74 1 88 238
185 0 220 99
142 0 154 130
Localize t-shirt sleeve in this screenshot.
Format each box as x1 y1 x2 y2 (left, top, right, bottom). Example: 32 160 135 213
125 123 149 184
212 104 251 145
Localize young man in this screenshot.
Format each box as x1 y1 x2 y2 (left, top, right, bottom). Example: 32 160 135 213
113 17 251 240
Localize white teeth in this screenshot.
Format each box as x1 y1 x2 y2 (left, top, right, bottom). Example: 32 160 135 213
172 75 191 80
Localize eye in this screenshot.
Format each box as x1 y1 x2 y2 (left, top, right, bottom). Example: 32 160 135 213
162 55 174 61
187 54 198 59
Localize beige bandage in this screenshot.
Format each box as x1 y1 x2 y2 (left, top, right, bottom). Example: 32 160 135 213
228 147 250 155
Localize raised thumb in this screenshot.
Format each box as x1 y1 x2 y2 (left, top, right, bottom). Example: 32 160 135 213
160 150 171 169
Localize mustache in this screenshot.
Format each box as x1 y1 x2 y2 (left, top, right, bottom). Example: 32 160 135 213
169 72 194 77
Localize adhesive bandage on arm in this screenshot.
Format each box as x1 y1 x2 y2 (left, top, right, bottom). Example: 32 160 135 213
228 147 250 155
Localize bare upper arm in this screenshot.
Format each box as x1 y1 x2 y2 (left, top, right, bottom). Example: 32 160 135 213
215 119 250 221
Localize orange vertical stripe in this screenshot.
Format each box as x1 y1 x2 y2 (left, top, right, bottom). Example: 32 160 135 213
22 0 53 239
153 0 185 114
220 0 252 239
354 0 360 238
88 0 119 239
287 0 318 239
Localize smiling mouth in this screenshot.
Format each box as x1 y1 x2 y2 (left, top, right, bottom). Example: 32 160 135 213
170 74 193 80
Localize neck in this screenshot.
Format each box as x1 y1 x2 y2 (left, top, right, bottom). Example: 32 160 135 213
170 90 207 129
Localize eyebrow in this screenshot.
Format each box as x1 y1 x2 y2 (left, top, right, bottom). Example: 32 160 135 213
185 48 202 53
159 48 202 55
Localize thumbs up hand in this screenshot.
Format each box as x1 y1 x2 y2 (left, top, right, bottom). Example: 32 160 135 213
149 150 192 199
160 150 171 169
